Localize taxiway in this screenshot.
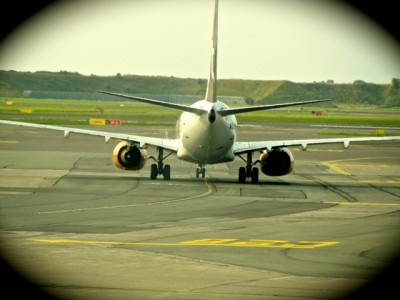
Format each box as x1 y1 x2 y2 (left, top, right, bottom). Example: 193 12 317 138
1 123 399 299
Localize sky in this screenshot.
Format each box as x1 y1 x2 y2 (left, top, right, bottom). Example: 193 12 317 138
0 0 399 84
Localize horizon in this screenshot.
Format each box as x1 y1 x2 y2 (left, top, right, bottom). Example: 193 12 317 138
0 69 396 85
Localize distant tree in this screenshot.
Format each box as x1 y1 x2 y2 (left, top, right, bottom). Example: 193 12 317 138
116 73 122 79
391 78 400 88
326 79 334 84
353 80 366 84
245 97 255 105
125 87 136 94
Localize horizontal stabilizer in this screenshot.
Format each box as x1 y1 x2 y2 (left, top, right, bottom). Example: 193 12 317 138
98 90 206 115
219 99 330 116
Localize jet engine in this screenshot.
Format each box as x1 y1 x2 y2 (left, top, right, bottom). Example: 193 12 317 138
112 141 147 171
260 148 294 176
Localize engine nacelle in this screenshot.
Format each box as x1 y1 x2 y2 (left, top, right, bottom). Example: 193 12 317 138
112 141 147 171
260 148 294 176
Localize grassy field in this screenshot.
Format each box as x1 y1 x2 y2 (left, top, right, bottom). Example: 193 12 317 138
1 98 400 130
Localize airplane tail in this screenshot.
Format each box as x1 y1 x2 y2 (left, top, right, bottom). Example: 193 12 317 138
205 0 219 103
99 0 330 115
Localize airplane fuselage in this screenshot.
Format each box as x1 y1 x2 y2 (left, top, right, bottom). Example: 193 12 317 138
176 100 237 164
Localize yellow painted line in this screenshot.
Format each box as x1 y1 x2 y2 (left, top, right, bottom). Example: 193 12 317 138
298 178 399 184
321 156 400 176
324 156 399 164
30 238 339 249
178 238 338 249
322 163 351 176
37 179 213 215
325 201 400 206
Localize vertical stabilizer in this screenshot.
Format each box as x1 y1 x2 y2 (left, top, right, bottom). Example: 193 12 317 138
205 0 219 103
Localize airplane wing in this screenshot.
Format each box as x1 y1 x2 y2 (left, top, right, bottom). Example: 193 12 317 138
233 136 400 155
0 120 179 152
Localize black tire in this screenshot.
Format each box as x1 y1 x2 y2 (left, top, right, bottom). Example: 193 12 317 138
251 167 259 184
238 167 246 183
163 164 171 180
150 164 158 180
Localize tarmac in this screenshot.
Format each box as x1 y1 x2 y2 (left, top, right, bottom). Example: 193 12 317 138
1 123 400 299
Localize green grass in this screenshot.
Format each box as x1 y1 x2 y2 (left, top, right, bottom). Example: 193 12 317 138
237 111 400 127
0 98 180 125
1 97 399 127
318 131 399 137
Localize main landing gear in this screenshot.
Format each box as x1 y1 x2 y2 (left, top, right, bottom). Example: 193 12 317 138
238 151 259 183
148 147 173 180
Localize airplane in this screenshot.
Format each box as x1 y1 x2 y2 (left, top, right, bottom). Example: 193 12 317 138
1 0 399 183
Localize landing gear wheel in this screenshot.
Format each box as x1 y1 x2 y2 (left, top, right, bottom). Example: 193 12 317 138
251 167 259 184
163 164 171 180
238 151 261 183
238 167 246 183
150 164 158 180
149 147 173 180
